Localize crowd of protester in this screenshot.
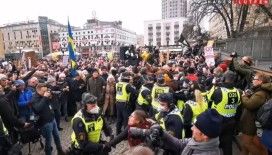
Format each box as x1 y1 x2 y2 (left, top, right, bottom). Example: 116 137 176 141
0 44 271 155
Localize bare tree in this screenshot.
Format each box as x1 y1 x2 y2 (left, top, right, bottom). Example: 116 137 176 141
190 0 272 38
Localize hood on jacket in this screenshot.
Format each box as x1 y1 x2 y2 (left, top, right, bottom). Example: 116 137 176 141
261 83 272 92
181 137 220 155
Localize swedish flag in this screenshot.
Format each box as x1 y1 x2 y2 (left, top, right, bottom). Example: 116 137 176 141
67 20 77 76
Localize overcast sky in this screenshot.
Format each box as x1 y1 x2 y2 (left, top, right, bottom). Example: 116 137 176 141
0 0 163 34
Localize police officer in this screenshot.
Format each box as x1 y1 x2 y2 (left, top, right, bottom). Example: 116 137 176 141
155 93 183 139
115 72 136 134
151 75 170 116
183 89 208 138
71 93 113 155
209 71 241 155
136 75 154 116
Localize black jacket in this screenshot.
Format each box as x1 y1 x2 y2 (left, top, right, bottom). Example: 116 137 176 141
31 93 54 127
0 96 25 131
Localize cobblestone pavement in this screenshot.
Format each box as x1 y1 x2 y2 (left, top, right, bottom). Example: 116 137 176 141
21 118 240 155
21 118 128 155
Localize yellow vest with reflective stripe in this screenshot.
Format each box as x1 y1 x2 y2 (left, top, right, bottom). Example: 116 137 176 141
203 85 216 103
0 116 8 136
186 100 208 123
115 82 130 102
151 84 169 110
137 86 149 105
177 100 185 112
211 87 241 117
155 108 183 130
71 110 103 149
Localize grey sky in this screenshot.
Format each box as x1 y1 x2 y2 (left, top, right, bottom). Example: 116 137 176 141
0 0 162 34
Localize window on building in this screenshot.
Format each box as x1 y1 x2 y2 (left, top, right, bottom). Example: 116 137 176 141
8 33 10 40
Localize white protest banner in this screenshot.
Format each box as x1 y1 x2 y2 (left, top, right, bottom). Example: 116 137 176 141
204 40 215 67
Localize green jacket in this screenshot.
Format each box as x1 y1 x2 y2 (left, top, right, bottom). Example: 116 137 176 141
241 83 272 135
233 58 254 89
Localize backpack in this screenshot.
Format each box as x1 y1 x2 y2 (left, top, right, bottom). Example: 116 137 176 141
256 99 272 129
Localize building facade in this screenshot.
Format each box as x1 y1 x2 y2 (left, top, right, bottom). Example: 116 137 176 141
137 35 144 46
144 17 186 46
58 18 137 55
0 16 67 58
162 0 187 19
0 30 4 59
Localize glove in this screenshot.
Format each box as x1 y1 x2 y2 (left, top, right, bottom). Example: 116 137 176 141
103 143 111 153
150 124 163 138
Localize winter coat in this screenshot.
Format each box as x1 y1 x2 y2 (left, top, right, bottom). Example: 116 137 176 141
161 132 221 155
240 83 272 136
231 58 254 90
87 77 106 104
17 89 33 119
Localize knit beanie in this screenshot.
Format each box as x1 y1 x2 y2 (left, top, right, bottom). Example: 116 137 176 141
194 109 223 138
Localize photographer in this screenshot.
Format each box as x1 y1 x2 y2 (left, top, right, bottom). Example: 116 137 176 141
32 83 65 155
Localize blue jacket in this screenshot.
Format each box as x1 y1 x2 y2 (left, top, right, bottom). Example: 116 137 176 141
18 89 33 107
17 88 33 119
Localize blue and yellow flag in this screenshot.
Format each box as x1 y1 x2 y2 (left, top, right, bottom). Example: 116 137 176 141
67 20 77 76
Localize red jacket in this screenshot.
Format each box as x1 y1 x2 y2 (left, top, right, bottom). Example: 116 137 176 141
186 74 198 82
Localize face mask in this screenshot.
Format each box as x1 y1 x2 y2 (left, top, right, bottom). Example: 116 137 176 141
88 106 100 114
158 106 167 113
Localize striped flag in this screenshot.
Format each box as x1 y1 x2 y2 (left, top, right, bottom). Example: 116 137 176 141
67 20 77 76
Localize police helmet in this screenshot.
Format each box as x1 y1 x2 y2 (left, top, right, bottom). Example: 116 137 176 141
82 93 97 104
158 93 173 106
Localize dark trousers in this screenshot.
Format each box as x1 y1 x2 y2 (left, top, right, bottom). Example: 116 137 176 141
54 109 61 128
60 97 68 117
40 119 62 155
116 102 129 135
68 100 77 116
220 118 236 155
0 136 12 155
